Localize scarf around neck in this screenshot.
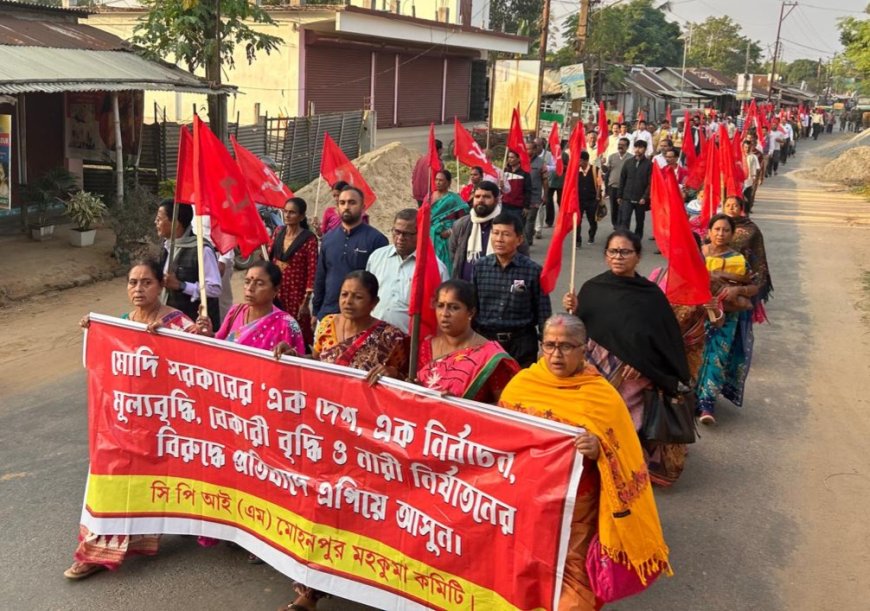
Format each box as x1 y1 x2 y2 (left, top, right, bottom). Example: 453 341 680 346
466 203 502 263
499 359 671 583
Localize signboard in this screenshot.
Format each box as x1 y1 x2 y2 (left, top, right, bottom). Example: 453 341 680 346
65 92 143 161
81 315 584 610
559 64 587 101
0 114 10 210
490 59 541 132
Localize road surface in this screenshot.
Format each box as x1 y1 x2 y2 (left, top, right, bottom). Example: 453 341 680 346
1 135 868 610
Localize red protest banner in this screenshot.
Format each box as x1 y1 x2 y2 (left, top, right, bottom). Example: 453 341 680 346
82 315 582 610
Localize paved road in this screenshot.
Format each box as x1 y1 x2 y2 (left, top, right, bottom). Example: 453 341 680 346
1 135 869 610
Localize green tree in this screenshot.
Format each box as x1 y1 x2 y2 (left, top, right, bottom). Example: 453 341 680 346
781 58 823 88
552 0 680 68
684 16 761 75
838 7 870 77
132 0 282 139
490 0 545 47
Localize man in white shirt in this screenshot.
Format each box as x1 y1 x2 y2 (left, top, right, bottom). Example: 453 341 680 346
366 208 449 333
741 138 761 213
764 119 786 177
652 137 672 168
630 119 653 156
781 120 794 166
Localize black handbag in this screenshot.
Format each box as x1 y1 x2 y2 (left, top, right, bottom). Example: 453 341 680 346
640 388 697 445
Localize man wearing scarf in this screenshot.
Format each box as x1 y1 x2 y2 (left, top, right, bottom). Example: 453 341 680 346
448 181 530 281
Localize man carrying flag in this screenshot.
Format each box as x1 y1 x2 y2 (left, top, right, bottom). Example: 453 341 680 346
412 138 443 206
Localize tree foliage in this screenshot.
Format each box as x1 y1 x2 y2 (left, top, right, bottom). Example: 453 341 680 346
781 58 822 87
131 0 283 77
838 7 870 78
684 16 761 76
490 0 545 45
551 0 680 68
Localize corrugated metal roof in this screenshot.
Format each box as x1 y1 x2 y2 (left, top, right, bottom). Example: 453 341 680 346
0 46 229 94
0 16 126 50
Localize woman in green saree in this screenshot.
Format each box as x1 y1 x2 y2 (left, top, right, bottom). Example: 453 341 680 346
429 169 469 268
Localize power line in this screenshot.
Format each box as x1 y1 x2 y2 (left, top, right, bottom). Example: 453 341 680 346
780 37 837 56
798 3 867 13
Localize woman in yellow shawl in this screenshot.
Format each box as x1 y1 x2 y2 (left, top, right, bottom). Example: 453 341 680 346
500 314 670 610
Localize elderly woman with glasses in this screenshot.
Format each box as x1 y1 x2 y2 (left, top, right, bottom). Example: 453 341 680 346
499 314 671 608
563 230 690 436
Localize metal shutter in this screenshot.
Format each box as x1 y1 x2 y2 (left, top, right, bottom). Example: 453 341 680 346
374 51 396 128
444 57 471 122
397 54 442 127
305 44 370 116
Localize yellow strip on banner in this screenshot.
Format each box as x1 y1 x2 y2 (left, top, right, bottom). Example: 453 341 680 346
86 474 528 610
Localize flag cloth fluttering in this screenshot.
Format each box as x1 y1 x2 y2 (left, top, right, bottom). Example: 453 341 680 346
453 118 497 177
192 116 270 257
427 123 443 191
699 134 721 229
320 133 377 209
665 105 672 125
540 124 584 294
596 100 609 158
231 136 294 208
548 122 564 176
508 107 532 172
650 163 712 305
408 198 442 360
174 125 195 205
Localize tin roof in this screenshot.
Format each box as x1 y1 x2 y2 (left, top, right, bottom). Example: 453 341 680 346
0 46 228 94
0 16 126 50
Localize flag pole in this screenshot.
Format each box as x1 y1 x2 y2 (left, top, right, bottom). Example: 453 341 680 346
162 202 180 304
194 213 208 319
409 165 432 382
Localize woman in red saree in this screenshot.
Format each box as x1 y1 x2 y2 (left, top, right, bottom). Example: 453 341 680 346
416 279 518 403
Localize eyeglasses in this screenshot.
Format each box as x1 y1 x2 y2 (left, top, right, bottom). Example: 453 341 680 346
391 228 417 238
541 341 582 355
605 248 636 258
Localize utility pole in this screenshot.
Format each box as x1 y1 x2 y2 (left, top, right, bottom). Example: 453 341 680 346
768 0 798 106
679 24 692 107
744 39 751 75
536 0 552 136
576 0 591 56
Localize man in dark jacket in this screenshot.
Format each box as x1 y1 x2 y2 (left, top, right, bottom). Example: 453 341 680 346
617 139 652 238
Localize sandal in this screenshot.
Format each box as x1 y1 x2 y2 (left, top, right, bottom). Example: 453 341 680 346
63 561 106 580
699 412 716 426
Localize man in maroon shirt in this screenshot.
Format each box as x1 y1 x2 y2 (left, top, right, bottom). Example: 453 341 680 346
411 139 443 205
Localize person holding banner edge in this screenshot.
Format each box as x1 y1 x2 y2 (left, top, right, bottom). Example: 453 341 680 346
499 314 671 608
416 279 520 403
66 259 199 580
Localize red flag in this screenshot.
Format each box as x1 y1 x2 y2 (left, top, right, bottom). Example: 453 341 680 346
192 116 270 257
740 100 757 142
682 111 701 189
231 136 293 208
729 130 747 196
549 122 564 176
618 110 624 123
596 101 609 158
651 163 712 305
665 105 672 125
427 123 443 192
699 135 721 229
320 133 377 209
453 118 497 177
717 124 741 199
540 124 584 294
174 125 195 204
508 108 531 172
408 199 442 355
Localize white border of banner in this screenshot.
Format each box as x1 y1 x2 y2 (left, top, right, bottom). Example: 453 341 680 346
82 313 584 610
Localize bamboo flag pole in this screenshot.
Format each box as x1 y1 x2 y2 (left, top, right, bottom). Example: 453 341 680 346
194 213 208 320
408 166 432 382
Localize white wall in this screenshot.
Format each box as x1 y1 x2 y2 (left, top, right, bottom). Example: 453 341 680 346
348 0 490 30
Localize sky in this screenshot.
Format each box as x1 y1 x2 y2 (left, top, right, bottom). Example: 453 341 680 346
550 0 868 64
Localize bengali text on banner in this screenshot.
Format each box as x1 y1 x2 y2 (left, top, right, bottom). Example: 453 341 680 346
81 315 584 610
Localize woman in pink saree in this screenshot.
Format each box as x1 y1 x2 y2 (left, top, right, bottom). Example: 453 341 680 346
416 279 519 403
206 260 305 355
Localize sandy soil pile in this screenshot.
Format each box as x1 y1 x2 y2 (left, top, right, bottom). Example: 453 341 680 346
295 142 421 235
812 145 870 187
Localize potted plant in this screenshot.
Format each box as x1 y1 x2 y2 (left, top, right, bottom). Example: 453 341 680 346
24 167 79 241
65 190 108 247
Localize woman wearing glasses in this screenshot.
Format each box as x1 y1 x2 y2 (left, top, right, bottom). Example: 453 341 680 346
499 314 671 608
562 230 690 434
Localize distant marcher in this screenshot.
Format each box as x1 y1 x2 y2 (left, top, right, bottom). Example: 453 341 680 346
472 213 551 367
155 199 221 329
366 208 449 333
312 186 388 321
617 139 652 237
501 149 532 229
577 150 603 247
269 197 318 348
428 169 469 268
412 139 443 205
603 137 631 227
